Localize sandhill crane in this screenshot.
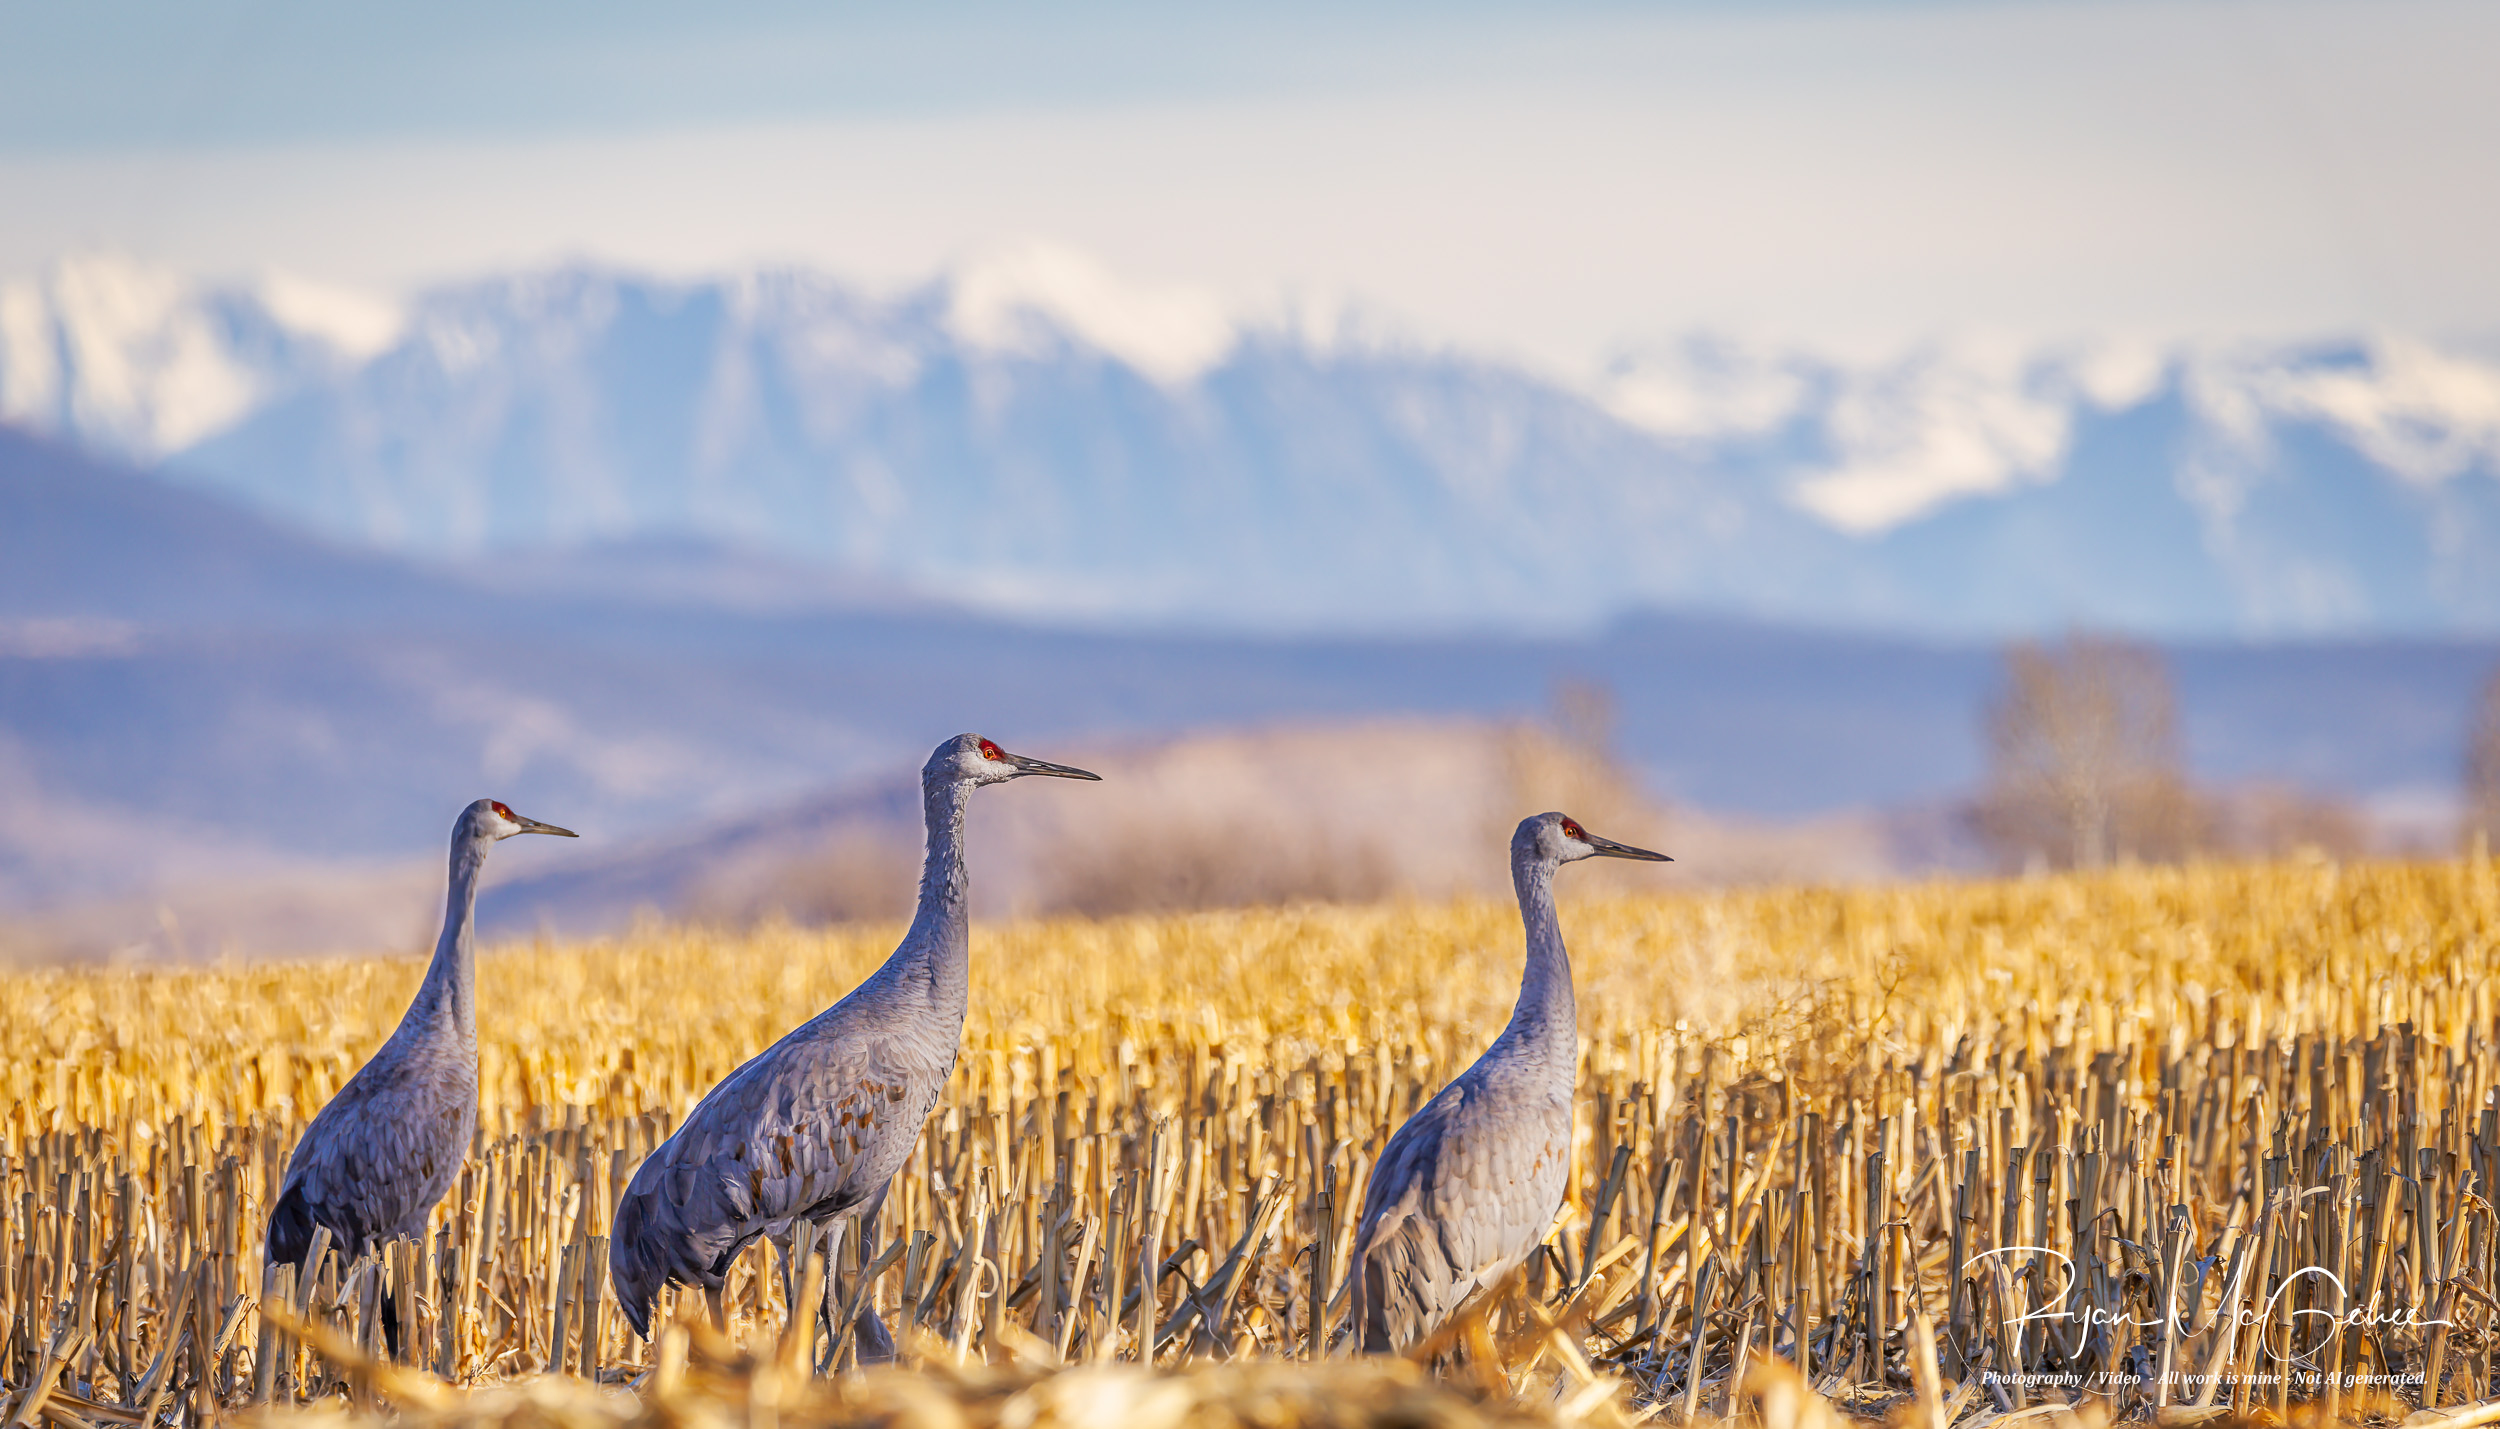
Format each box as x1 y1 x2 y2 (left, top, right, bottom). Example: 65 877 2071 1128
1348 812 1668 1353
267 799 576 1329
610 734 1099 1355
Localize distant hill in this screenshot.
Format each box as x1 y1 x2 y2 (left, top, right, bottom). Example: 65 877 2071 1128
4 253 2496 640
478 721 1682 935
0 423 488 630
2 424 2491 939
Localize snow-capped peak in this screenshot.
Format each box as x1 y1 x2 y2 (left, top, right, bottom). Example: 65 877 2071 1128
0 251 402 461
2224 338 2500 489
4 250 2497 639
1601 334 2175 536
944 242 1237 386
254 269 406 362
0 252 259 458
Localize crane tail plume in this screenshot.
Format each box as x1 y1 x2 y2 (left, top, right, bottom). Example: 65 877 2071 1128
267 1184 316 1267
609 1197 664 1340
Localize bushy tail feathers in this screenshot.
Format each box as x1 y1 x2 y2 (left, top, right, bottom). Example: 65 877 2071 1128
1355 1255 1403 1353
609 1190 665 1339
269 1185 407 1352
266 1184 317 1268
1349 1215 1439 1354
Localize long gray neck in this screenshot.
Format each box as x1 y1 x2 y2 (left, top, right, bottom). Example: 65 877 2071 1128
874 774 974 1014
1500 848 1575 1057
401 831 488 1049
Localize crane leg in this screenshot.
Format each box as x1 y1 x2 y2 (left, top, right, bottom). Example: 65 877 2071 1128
770 1226 799 1329
846 1186 898 1365
705 1285 727 1331
804 1218 844 1372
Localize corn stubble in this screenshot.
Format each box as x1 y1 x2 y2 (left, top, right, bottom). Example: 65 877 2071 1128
2 859 2497 1428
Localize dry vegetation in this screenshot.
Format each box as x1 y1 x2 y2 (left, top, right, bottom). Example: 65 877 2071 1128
4 859 2499 1429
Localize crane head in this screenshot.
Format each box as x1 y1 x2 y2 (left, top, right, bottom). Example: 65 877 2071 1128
462 798 581 841
927 733 1103 786
1516 811 1670 866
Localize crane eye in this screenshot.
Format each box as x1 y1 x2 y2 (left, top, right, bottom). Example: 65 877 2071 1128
1561 818 1586 840
491 801 515 820
977 739 1005 761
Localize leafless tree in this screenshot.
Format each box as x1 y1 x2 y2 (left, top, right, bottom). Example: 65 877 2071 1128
1973 635 2199 871
1549 676 1617 763
1493 678 1671 894
2466 668 2500 856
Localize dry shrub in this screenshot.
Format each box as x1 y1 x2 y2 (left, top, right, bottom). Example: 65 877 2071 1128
2200 782 2370 861
1032 816 1400 917
1022 714 1676 917
685 826 919 926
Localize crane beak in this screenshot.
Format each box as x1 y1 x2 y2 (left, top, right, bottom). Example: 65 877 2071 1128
1003 752 1102 781
513 815 580 838
1586 831 1670 862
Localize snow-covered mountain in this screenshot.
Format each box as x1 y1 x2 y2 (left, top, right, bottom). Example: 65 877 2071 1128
0 255 399 458
6 251 2496 637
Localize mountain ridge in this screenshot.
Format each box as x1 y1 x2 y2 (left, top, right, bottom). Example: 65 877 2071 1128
4 251 2497 639
1 423 2491 952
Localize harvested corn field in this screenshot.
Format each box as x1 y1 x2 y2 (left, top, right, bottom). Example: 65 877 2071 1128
3 859 2498 1425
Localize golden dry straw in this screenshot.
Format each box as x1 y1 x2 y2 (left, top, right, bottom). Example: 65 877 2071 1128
2 858 2496 1426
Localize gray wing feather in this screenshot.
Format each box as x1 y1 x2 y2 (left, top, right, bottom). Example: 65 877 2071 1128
1350 1069 1571 1351
280 1044 476 1259
612 1011 948 1336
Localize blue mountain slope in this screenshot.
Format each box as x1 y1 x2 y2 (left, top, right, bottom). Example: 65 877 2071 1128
0 426 481 629
1847 392 2241 631
2210 418 2500 632
135 267 2492 640
11 258 2497 639
3 416 2493 907
177 274 1849 631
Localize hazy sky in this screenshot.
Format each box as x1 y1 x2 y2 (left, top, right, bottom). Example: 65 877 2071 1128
3 0 2494 371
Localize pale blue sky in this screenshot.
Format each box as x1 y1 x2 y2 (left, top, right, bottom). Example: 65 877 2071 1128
0 2 1497 148
3 1 2494 368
